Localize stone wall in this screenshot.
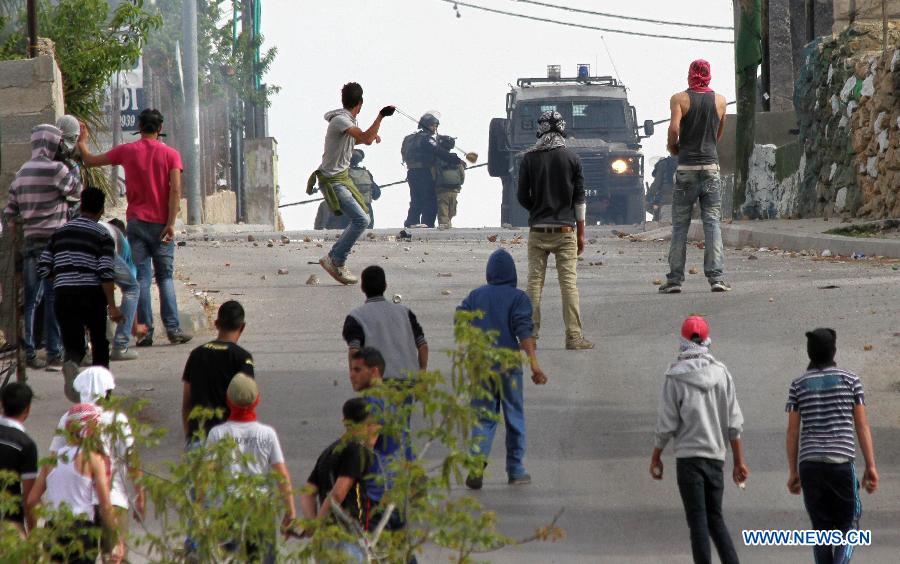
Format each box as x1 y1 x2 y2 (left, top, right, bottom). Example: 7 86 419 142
794 23 899 218
178 189 237 224
0 55 66 355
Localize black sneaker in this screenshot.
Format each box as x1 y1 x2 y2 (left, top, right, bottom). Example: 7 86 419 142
168 330 193 345
658 282 682 294
45 357 64 372
710 281 732 292
136 335 153 347
63 361 80 403
465 473 484 490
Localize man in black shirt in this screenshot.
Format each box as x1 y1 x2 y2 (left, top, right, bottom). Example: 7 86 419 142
181 300 254 443
516 110 593 351
301 398 378 533
0 383 38 534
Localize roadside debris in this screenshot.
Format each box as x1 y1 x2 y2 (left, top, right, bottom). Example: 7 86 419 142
277 268 289 275
177 241 186 247
817 285 841 289
748 255 759 260
437 272 452 277
305 274 319 286
281 235 291 244
487 234 498 242
688 268 699 275
821 249 833 257
441 289 452 296
653 279 662 285
392 294 402 303
248 234 256 242
863 344 873 351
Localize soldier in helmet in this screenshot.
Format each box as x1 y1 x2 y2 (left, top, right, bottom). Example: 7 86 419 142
315 150 381 230
646 156 677 222
434 135 465 229
401 113 459 228
349 149 381 229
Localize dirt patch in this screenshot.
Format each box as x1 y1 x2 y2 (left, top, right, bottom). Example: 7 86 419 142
825 219 900 239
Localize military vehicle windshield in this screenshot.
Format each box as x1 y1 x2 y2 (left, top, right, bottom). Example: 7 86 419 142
513 100 632 144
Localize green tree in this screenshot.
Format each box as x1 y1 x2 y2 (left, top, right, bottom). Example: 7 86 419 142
0 0 162 127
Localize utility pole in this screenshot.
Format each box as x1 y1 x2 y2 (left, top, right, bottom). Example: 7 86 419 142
26 0 37 57
182 0 203 225
733 0 762 218
761 0 771 111
110 74 122 196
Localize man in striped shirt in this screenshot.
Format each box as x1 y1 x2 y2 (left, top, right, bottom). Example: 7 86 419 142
3 124 82 369
786 328 879 563
38 188 123 399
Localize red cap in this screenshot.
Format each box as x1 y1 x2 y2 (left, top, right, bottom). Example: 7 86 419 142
681 316 709 342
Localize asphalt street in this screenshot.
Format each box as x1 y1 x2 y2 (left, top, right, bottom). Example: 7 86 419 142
22 227 900 563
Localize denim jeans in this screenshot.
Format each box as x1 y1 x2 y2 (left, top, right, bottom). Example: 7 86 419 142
800 461 861 564
328 184 370 267
112 256 139 349
23 249 62 361
470 369 526 479
666 170 725 284
676 457 739 564
126 219 180 337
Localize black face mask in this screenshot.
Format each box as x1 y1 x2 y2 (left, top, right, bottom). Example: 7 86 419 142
54 141 75 162
806 328 837 369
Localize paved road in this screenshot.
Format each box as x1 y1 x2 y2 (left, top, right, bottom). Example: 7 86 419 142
24 227 900 563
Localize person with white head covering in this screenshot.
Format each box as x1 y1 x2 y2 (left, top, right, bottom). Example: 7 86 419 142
47 367 144 563
26 403 115 564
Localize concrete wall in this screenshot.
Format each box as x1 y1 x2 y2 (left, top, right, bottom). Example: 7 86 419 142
243 138 279 228
0 55 66 351
178 190 237 224
0 55 66 198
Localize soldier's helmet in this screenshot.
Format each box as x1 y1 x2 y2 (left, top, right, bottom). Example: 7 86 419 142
437 135 456 151
418 113 440 131
351 149 365 167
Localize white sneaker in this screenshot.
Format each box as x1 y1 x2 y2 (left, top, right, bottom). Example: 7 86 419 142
319 255 358 285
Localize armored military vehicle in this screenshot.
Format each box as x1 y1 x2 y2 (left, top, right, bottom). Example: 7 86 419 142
488 65 655 225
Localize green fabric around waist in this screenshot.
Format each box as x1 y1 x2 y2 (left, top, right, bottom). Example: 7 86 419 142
306 169 369 215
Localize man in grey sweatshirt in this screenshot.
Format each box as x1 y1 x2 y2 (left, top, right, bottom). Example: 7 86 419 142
650 316 748 564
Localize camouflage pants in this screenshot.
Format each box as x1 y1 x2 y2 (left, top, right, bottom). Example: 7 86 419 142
436 189 459 228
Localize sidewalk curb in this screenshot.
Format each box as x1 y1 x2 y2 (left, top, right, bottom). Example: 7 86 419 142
148 279 212 339
688 222 900 258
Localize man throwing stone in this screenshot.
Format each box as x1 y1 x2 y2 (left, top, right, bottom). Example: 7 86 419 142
312 82 394 285
658 60 730 294
517 110 593 350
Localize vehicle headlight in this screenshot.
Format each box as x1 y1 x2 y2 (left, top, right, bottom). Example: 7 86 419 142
611 159 629 174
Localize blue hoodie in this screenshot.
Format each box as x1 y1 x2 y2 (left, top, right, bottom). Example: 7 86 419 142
458 249 533 351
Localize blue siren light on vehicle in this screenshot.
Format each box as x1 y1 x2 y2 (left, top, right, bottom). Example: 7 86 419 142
577 64 590 78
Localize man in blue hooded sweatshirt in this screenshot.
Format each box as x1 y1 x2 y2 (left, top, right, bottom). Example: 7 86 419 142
458 249 547 489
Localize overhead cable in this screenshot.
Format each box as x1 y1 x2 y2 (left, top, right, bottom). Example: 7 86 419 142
440 1 734 44
508 0 734 31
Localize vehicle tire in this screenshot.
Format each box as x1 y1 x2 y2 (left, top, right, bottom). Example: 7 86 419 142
624 192 645 224
488 118 510 178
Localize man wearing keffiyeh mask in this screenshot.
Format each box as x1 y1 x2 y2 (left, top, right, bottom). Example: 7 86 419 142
516 110 593 350
658 60 731 295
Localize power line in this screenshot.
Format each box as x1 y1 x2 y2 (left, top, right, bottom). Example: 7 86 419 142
509 0 734 31
441 1 734 44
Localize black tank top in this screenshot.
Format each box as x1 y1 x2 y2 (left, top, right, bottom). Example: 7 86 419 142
678 91 720 166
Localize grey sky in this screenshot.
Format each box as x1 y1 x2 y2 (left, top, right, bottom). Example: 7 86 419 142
264 0 736 229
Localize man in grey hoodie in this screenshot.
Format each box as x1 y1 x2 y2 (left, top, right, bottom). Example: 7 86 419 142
309 82 395 285
650 315 748 564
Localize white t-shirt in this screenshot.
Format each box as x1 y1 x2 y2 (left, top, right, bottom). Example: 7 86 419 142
49 409 133 509
206 420 284 476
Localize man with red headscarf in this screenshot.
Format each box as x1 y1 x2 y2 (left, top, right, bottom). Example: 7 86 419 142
658 60 730 294
206 373 296 561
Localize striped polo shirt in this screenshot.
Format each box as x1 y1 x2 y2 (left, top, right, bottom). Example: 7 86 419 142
37 216 115 288
786 368 865 463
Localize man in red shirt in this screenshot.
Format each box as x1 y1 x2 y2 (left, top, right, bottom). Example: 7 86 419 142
77 109 192 346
